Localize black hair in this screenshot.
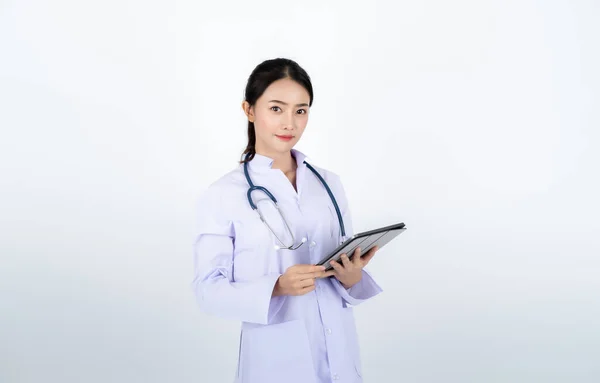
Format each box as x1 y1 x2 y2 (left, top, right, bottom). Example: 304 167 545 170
240 58 314 164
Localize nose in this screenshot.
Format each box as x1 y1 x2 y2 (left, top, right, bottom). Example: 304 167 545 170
282 112 295 130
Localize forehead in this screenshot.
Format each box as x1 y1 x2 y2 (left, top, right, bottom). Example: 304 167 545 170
259 78 310 104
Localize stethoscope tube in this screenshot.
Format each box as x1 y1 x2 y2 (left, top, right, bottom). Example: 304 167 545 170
243 153 346 240
303 161 346 239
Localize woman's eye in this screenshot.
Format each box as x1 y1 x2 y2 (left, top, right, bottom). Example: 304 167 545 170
297 109 307 114
270 106 281 112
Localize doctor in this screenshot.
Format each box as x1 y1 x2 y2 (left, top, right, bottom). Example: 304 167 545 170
192 57 383 383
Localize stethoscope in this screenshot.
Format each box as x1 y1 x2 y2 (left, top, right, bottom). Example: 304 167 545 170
243 152 346 250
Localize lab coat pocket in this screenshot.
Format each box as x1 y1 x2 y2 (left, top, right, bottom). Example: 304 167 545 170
240 319 316 383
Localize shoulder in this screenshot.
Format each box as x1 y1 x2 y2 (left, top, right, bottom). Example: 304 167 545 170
195 165 246 211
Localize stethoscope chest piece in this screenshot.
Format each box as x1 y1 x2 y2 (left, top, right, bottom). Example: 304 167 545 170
243 152 345 250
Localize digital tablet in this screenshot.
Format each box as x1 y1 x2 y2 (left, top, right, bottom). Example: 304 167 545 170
316 222 406 271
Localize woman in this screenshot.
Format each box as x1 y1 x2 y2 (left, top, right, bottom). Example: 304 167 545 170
192 58 382 383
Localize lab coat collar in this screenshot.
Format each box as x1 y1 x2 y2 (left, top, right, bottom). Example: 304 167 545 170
248 152 274 170
248 148 310 172
292 148 309 167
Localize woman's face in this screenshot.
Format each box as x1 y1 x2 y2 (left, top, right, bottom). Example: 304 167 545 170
243 78 311 156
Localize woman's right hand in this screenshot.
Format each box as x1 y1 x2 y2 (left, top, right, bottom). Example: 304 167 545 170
272 265 334 296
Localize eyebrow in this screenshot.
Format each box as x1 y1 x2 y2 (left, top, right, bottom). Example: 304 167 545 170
269 100 309 107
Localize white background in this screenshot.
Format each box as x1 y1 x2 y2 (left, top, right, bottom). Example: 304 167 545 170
1 1 599 382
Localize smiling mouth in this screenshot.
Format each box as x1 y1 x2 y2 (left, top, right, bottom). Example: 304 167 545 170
275 135 294 140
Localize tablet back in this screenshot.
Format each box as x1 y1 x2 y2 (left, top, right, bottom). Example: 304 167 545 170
316 222 406 270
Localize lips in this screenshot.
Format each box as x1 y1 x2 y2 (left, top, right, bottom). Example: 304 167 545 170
275 134 294 141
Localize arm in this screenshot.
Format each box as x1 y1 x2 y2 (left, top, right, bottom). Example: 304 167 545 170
191 190 285 325
327 173 383 306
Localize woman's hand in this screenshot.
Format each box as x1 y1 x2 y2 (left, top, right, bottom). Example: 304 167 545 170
329 246 378 289
273 264 335 296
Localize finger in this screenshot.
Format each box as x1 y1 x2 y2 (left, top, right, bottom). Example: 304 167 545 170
298 284 316 295
351 247 362 266
361 246 378 266
296 277 315 289
297 265 327 274
298 270 327 281
289 265 324 278
311 269 337 279
315 270 336 278
330 260 344 273
340 253 353 269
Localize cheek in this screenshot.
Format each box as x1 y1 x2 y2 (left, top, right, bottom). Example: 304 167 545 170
294 119 308 135
255 116 277 136
297 118 308 130
296 113 309 126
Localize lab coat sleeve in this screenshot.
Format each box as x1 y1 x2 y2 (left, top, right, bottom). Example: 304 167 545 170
327 173 383 306
331 268 383 307
191 188 285 325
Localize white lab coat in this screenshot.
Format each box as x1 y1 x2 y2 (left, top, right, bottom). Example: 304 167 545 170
192 149 383 383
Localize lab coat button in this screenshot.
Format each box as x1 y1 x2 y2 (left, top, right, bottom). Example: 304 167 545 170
326 328 332 335
310 241 316 248
332 373 340 380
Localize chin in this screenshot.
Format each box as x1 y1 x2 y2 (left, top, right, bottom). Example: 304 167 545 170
274 144 295 152
273 138 296 146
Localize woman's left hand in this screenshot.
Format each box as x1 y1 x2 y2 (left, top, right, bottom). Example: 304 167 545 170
329 246 378 289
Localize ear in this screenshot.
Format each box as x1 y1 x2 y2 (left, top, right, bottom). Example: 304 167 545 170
241 101 255 123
